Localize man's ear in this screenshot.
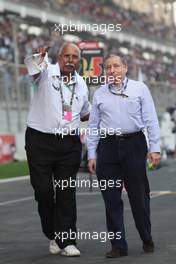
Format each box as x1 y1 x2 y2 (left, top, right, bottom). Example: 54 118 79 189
125 64 128 74
58 54 64 70
58 54 62 62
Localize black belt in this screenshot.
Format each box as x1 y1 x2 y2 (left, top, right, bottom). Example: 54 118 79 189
27 127 79 138
105 131 143 139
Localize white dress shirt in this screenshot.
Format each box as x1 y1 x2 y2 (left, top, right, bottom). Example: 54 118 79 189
25 55 90 134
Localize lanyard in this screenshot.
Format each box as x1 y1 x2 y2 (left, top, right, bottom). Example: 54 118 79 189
52 76 76 106
108 78 129 98
60 83 76 107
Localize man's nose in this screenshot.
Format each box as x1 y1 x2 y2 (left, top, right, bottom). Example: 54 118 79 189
110 66 115 74
68 55 73 62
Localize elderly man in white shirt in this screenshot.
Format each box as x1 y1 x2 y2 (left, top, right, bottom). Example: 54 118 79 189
24 43 90 257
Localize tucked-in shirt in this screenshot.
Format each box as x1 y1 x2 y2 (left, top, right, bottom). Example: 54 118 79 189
26 60 90 134
87 78 160 159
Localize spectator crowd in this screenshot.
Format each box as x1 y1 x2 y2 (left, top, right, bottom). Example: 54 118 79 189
1 0 176 85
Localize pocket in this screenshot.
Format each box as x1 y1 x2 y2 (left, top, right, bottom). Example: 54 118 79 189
136 133 148 155
73 95 82 113
126 97 140 114
141 133 148 154
97 139 116 163
96 139 101 153
72 135 81 144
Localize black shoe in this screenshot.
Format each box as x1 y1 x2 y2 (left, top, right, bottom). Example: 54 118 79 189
106 247 128 258
143 239 155 253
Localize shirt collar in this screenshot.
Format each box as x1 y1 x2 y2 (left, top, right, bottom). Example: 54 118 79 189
122 76 128 88
68 72 77 85
108 76 128 88
108 76 128 91
51 63 78 85
108 76 129 98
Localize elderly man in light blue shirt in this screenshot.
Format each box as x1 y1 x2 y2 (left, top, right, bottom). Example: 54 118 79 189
87 54 161 258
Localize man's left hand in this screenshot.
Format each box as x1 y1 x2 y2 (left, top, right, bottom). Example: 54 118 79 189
148 152 161 166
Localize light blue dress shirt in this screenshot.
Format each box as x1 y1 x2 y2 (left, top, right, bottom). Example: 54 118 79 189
87 78 160 159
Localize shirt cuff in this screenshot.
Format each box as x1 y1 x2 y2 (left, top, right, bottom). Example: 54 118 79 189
149 142 161 153
88 149 97 160
24 52 49 76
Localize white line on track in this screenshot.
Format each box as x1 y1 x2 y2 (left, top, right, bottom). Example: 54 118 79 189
0 196 33 206
0 192 101 206
150 191 172 198
0 176 29 183
0 191 174 207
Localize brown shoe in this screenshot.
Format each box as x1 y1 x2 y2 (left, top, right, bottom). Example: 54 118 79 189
106 247 128 258
143 239 155 253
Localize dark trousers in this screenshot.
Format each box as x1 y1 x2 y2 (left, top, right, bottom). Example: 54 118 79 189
96 132 152 251
25 127 82 249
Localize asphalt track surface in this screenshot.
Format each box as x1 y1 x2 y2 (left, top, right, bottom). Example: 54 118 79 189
0 160 176 264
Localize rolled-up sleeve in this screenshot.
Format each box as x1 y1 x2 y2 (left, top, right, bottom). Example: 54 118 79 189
24 53 49 76
141 84 160 153
87 94 101 159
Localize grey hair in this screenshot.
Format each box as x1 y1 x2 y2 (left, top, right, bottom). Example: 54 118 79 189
58 42 81 58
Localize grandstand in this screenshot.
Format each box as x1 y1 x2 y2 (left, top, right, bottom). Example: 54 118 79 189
1 3 176 263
